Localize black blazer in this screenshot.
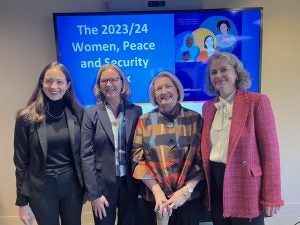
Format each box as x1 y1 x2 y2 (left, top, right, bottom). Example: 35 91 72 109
81 101 142 201
14 108 83 206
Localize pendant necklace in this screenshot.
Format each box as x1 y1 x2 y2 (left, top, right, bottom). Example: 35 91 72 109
46 103 65 119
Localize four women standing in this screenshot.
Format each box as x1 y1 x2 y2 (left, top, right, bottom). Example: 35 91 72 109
14 54 283 225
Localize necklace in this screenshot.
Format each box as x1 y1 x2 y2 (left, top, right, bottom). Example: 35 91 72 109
46 103 65 119
47 110 65 119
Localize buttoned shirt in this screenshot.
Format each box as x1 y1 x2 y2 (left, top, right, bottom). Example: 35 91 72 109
132 105 204 201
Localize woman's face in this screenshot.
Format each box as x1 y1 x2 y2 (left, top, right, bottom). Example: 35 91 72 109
220 23 229 34
205 36 214 49
186 36 193 47
42 68 70 101
99 68 122 102
154 76 178 112
209 58 237 98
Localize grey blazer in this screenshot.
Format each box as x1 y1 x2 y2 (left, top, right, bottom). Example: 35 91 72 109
80 101 142 201
14 108 83 206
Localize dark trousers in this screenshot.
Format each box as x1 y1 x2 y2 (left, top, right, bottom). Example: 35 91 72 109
29 171 83 225
93 176 138 225
136 197 204 225
210 161 265 225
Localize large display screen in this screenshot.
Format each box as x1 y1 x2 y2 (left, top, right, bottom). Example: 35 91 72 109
53 8 262 112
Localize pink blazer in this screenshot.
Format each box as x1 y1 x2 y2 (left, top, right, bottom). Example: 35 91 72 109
201 90 284 218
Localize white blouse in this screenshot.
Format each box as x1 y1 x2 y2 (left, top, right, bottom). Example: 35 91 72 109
209 91 235 164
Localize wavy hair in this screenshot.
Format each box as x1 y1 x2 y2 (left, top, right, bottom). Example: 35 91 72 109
148 71 184 106
205 52 251 95
16 62 83 123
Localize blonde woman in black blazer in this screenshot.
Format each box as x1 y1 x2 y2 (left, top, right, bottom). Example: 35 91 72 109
81 64 142 225
14 62 84 225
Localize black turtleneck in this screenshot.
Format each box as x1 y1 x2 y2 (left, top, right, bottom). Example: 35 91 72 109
44 97 73 176
45 96 65 118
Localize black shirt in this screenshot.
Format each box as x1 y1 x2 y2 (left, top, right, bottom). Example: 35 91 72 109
45 98 73 176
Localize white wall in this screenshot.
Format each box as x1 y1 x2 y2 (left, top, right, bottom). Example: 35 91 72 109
1 0 299 224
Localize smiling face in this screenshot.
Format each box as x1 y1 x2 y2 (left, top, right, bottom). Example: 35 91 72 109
209 58 237 98
99 68 122 103
42 68 70 101
154 76 179 112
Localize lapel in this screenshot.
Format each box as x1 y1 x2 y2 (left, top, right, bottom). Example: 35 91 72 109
97 104 115 145
36 120 47 159
124 102 134 143
36 108 77 159
65 108 75 154
227 90 249 161
202 99 218 162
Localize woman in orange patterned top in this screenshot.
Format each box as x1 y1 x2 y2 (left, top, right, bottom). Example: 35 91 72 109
132 71 206 225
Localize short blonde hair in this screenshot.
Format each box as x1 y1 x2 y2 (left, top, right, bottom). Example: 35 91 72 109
148 71 184 106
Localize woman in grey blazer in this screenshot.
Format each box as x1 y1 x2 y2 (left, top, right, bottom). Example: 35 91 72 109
14 62 84 225
81 64 142 225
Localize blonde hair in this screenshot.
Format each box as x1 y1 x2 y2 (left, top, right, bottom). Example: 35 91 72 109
205 52 251 95
94 64 131 104
148 71 184 106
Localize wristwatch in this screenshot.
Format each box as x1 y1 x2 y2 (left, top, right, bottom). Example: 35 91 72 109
186 183 193 194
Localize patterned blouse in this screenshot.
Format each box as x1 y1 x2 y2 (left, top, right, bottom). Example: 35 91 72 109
132 105 205 201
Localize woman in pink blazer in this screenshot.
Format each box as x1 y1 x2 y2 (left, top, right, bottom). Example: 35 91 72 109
201 52 284 225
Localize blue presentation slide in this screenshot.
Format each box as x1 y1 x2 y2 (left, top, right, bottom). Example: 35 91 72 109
54 9 261 110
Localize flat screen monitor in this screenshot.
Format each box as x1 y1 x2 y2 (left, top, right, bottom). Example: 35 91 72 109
53 8 262 113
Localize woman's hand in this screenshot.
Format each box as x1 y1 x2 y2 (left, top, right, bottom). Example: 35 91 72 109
153 188 171 217
91 195 109 220
181 53 191 61
163 187 189 210
142 179 172 217
19 205 35 225
264 206 281 217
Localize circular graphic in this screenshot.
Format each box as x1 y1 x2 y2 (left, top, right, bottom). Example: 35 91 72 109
199 16 238 52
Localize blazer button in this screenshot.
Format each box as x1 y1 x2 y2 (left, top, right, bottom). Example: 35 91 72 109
242 160 247 166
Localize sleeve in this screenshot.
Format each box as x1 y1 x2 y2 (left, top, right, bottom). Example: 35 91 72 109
13 118 30 206
131 117 156 180
80 109 102 201
185 114 205 182
195 113 204 175
137 105 143 118
254 94 284 207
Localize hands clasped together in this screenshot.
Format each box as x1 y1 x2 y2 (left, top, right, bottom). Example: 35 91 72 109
153 186 191 217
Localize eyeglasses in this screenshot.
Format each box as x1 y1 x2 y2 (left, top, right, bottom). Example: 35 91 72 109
100 77 120 85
